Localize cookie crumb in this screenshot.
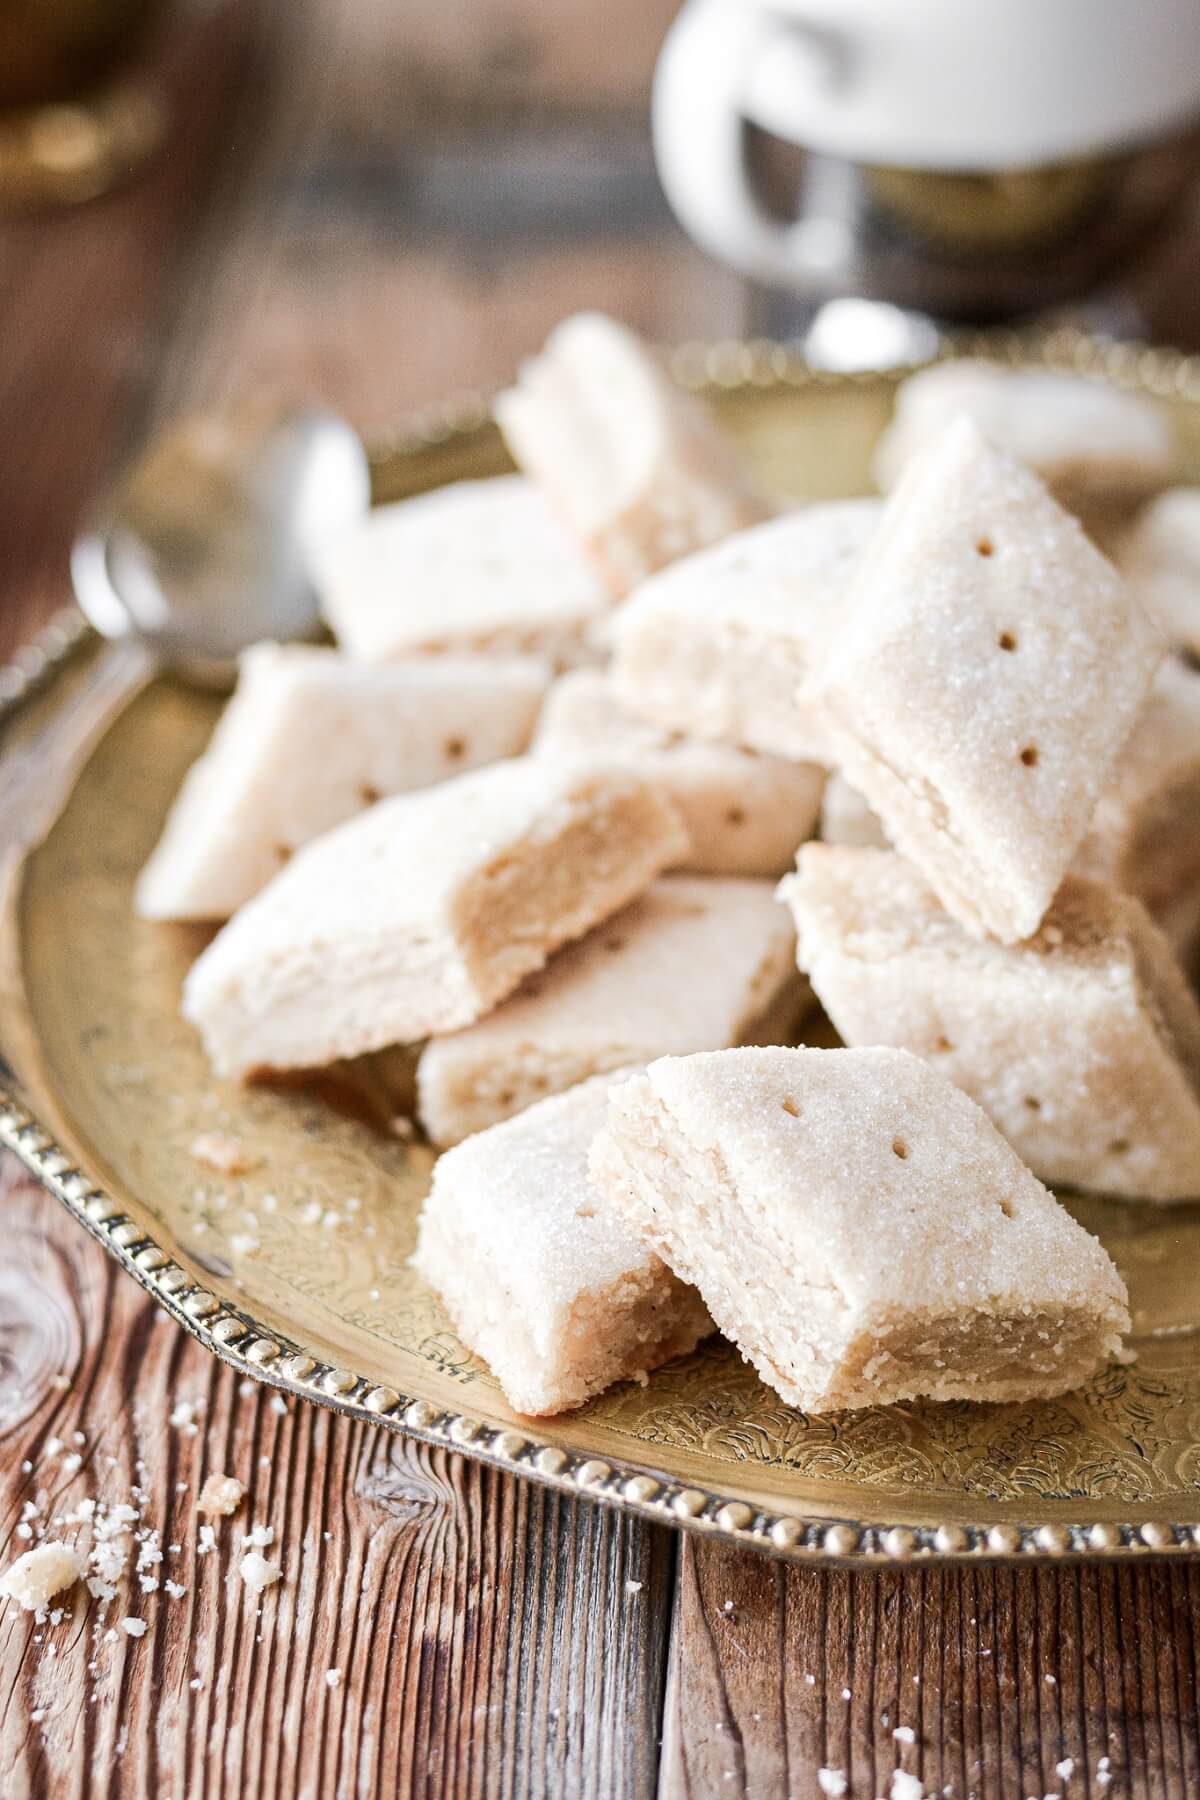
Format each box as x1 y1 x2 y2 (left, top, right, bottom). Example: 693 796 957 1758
197 1475 245 1518
1 1544 83 1613
190 1133 258 1175
239 1551 281 1594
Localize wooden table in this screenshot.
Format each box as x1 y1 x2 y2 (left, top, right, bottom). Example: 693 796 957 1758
4 6 1200 1794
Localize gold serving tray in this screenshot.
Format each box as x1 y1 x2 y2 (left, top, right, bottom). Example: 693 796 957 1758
8 333 1200 1567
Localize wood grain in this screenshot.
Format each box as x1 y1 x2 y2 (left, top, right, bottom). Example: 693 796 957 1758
0 1164 676 1799
661 1536 1200 1800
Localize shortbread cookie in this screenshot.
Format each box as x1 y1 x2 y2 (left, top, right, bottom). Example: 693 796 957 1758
494 312 771 597
534 669 824 876
819 772 889 851
1118 488 1200 655
590 1046 1129 1412
417 875 806 1145
1074 659 1200 915
137 645 549 921
874 360 1173 521
183 756 688 1078
821 664 1200 926
412 1073 712 1415
815 417 1164 943
782 846 1200 1201
610 500 882 762
312 475 610 667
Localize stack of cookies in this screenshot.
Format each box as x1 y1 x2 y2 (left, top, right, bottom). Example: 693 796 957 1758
140 312 1200 1420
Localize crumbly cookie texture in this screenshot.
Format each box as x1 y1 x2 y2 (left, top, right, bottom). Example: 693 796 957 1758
814 417 1165 944
494 312 771 598
311 474 610 667
534 668 825 877
1118 487 1200 656
197 1474 246 1518
182 755 688 1079
874 360 1173 521
782 846 1200 1202
1074 658 1200 915
589 1045 1129 1413
610 500 881 763
819 771 889 852
1 1543 84 1613
412 1073 712 1416
137 646 549 922
417 875 807 1146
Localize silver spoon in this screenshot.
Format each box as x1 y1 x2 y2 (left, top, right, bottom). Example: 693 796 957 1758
71 398 371 685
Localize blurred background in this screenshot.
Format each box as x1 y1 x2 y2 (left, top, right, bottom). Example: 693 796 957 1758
4 0 1200 645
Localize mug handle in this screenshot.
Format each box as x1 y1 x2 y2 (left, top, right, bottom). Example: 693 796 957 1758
652 0 846 286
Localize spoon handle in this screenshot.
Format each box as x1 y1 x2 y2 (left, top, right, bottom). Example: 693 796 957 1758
0 633 155 868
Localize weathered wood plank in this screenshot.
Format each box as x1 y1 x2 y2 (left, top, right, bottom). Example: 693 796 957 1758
661 1536 1200 1800
0 1166 676 1798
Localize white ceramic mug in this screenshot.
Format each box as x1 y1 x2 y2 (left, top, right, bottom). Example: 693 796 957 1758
653 0 1200 288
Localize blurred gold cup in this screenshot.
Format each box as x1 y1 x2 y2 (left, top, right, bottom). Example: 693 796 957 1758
0 0 169 209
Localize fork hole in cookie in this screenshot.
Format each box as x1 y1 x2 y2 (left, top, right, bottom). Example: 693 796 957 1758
892 1137 908 1160
976 536 995 558
358 784 381 806
444 736 467 761
274 844 292 864
998 631 1018 653
933 1034 953 1054
1024 1095 1041 1112
725 806 746 827
1019 745 1039 768
780 1098 801 1118
998 1199 1015 1218
1109 1137 1131 1155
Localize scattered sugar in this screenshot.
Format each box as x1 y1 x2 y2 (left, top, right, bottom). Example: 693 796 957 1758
197 1526 218 1556
626 1579 643 1595
121 1618 147 1638
1055 1759 1074 1780
894 1725 916 1744
270 1396 288 1416
169 1401 201 1436
891 1774 925 1800
325 1669 342 1688
817 1772 847 1798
